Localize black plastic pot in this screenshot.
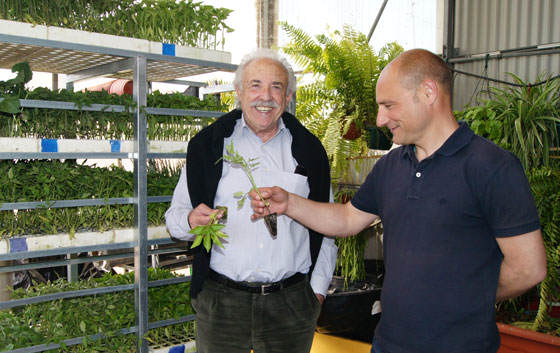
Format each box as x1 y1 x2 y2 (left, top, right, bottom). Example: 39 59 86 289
316 276 382 343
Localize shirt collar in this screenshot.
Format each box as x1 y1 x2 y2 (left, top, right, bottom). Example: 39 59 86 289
239 113 286 140
401 121 474 159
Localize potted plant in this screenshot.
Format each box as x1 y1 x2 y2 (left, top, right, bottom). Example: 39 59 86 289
460 74 560 351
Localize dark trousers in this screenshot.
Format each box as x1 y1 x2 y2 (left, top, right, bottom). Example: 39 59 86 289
192 276 321 353
371 338 386 353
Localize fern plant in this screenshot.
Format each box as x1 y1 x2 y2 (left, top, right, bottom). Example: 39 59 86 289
280 22 402 181
528 168 560 336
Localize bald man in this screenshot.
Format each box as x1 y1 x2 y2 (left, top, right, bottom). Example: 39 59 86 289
250 49 547 353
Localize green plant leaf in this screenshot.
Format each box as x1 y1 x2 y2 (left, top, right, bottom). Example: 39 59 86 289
190 234 203 249
0 97 21 114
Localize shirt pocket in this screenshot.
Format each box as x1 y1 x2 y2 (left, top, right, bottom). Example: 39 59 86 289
256 170 310 198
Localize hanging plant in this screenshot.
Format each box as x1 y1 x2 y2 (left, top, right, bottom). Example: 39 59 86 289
280 22 402 180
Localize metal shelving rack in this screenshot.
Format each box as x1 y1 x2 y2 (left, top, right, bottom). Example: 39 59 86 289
0 22 236 353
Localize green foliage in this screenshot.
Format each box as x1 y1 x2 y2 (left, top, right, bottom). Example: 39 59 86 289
332 187 367 286
528 168 560 335
0 62 32 114
0 86 225 140
459 74 560 171
189 207 228 252
1 268 194 352
0 0 233 49
281 22 402 180
0 159 181 237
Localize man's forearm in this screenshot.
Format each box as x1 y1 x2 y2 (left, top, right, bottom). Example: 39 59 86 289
496 264 545 302
285 193 371 237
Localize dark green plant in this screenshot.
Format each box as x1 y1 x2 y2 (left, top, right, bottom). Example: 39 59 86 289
332 187 368 287
0 61 32 114
527 168 560 336
460 74 560 171
0 0 233 49
2 268 195 352
0 159 182 238
0 86 225 140
281 22 402 180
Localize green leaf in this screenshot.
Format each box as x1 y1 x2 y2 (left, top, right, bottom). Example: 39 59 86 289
212 234 224 248
209 223 225 231
203 234 211 252
189 226 205 235
190 234 203 249
233 191 245 198
79 321 86 333
0 97 21 114
237 197 245 209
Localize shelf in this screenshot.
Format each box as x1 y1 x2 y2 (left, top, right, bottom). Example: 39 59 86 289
0 19 236 82
0 137 188 154
0 226 171 260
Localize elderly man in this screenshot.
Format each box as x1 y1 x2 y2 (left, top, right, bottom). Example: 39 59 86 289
165 49 337 353
250 49 547 353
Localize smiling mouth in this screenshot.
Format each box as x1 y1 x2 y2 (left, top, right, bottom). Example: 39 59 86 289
255 106 273 112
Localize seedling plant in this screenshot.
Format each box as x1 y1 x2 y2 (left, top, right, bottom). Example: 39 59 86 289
188 142 278 252
221 142 277 237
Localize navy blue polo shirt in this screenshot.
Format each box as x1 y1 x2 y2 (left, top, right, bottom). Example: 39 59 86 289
352 123 540 353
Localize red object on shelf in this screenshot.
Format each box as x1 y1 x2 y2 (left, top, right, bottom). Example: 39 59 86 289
342 121 362 140
84 79 133 96
498 323 560 353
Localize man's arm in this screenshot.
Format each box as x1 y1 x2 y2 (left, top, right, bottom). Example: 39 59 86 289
250 186 378 237
165 166 221 241
311 236 337 304
495 229 547 302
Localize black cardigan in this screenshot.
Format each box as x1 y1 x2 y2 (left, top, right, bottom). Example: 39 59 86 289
185 109 331 298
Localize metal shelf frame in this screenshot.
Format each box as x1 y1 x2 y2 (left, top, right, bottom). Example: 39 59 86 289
0 27 235 353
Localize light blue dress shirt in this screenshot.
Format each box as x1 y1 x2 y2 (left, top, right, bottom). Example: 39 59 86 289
165 116 337 296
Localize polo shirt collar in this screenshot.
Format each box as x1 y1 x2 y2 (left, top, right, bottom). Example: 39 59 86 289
435 122 474 157
401 122 473 160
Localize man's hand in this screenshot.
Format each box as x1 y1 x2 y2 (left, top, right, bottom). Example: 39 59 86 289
188 203 223 228
315 293 325 305
249 186 289 220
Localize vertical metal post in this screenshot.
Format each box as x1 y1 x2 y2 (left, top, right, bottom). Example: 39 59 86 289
66 254 78 282
52 73 59 91
443 0 456 103
133 55 149 353
443 0 456 62
0 261 11 303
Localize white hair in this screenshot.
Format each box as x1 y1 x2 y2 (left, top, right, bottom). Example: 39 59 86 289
233 48 296 109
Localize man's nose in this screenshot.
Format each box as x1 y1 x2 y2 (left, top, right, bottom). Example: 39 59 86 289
260 86 272 100
376 111 388 127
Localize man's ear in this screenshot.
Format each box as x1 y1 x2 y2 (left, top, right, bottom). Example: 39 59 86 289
421 79 438 105
286 91 293 104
